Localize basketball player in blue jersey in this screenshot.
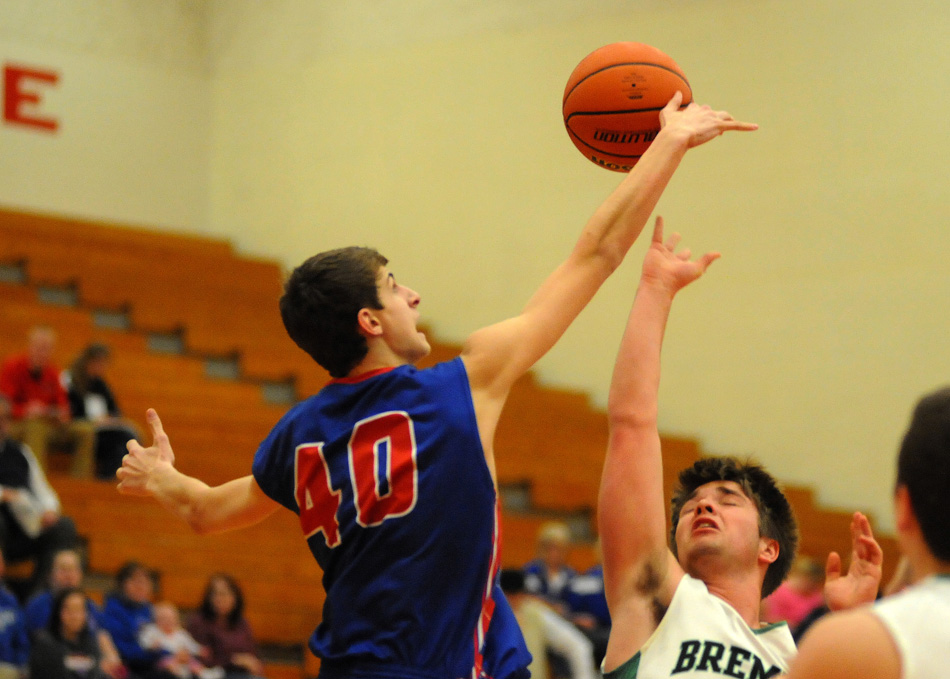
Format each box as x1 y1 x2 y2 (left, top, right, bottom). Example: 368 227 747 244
598 218 884 678
117 92 758 679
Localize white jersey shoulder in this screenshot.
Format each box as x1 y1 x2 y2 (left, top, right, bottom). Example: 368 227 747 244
873 574 950 679
606 574 796 679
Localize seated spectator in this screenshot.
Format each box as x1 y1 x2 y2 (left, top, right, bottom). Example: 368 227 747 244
185 574 264 679
101 562 174 679
500 569 596 679
564 559 610 666
0 326 95 477
762 554 826 632
63 344 140 480
23 548 124 678
139 602 220 679
0 550 29 679
29 587 103 679
0 395 80 592
523 521 577 608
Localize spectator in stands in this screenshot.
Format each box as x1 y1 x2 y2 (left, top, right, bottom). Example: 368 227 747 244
523 521 577 609
500 568 597 679
139 601 218 679
563 553 610 666
0 394 80 592
0 326 95 477
63 343 140 479
29 587 103 679
185 574 263 679
761 554 826 632
101 561 174 679
0 550 29 679
23 548 124 677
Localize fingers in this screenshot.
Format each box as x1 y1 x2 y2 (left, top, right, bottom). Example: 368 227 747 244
825 551 842 581
664 91 684 111
718 118 759 132
697 252 722 272
146 408 166 443
659 92 684 128
651 216 665 244
664 232 682 251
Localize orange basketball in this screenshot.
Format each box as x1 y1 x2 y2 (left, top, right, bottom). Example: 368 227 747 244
563 42 692 172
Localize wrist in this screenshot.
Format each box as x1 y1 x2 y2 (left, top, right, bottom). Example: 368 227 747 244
653 125 692 153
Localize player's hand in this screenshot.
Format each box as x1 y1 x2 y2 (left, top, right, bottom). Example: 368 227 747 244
659 92 758 148
640 216 720 295
117 408 176 497
824 512 883 611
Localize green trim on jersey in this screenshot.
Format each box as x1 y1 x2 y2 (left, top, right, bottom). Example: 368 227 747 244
604 652 641 679
753 621 790 636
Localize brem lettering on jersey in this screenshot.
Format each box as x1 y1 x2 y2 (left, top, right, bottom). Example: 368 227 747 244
671 640 782 678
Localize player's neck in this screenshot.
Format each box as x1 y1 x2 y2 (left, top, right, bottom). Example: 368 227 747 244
702 572 764 629
348 343 413 378
908 550 950 584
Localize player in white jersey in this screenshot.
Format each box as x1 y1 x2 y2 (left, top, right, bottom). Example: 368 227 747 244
787 386 950 679
599 219 883 678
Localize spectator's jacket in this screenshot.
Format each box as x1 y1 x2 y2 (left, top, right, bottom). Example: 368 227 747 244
0 586 29 667
0 354 69 419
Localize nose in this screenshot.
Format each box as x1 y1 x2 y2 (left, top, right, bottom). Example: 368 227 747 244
695 501 715 515
406 287 421 308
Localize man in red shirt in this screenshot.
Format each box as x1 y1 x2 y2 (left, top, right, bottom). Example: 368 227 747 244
0 327 94 476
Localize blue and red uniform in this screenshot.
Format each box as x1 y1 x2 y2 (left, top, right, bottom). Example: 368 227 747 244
253 358 531 679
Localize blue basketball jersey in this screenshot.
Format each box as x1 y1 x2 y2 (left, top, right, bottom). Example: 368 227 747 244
252 358 531 679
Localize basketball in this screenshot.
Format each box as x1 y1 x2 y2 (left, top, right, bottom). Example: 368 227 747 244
563 42 692 172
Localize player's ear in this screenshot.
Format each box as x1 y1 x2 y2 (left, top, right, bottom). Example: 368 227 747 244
357 307 383 337
758 537 779 566
894 485 918 534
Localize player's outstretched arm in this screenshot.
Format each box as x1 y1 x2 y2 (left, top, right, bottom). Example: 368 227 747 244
599 218 719 669
785 609 900 679
823 511 884 611
463 95 754 406
117 409 279 534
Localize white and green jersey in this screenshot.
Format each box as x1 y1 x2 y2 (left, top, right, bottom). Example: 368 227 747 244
872 574 950 679
605 574 796 679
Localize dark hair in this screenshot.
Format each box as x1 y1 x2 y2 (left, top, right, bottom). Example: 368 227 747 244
897 386 950 562
199 573 245 628
70 342 111 396
670 456 798 598
48 587 89 640
499 569 526 595
279 247 388 378
114 561 158 599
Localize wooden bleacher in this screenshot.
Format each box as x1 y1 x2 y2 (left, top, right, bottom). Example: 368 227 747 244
0 208 901 677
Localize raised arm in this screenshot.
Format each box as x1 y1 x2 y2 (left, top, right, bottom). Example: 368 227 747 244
462 96 755 437
599 218 719 669
117 409 279 534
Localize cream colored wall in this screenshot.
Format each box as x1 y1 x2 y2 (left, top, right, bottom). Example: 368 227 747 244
207 0 949 532
0 1 212 233
1 1 947 532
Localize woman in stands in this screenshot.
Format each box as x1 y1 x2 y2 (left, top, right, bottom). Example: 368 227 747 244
186 574 264 679
64 343 140 479
29 587 104 679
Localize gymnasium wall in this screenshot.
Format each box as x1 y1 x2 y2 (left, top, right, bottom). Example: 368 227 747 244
3 0 950 533
0 2 212 233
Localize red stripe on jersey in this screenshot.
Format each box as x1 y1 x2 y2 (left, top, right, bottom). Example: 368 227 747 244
328 366 397 385
471 499 502 679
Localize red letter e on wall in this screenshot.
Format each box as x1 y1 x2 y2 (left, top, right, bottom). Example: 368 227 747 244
4 64 60 132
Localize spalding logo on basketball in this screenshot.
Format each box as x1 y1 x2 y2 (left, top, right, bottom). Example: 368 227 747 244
563 42 692 172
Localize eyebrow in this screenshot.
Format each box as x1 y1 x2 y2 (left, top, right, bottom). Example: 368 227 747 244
685 484 746 503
